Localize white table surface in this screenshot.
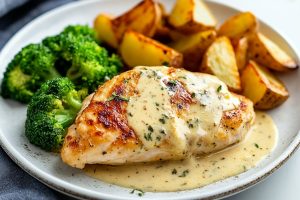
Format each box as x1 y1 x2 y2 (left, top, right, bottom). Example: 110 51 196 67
211 0 300 199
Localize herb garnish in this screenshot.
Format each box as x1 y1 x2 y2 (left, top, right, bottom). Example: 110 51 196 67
130 189 145 196
162 61 169 66
191 92 196 98
160 129 166 135
254 143 259 148
172 168 177 174
168 80 177 86
217 85 222 92
148 125 154 132
144 132 152 141
179 169 189 177
107 92 129 102
159 118 165 124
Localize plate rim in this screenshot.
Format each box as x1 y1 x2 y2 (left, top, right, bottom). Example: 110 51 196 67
0 0 300 199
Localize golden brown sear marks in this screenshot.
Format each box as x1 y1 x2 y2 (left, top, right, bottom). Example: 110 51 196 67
163 79 196 113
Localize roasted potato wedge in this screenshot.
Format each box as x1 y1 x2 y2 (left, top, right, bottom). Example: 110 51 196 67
241 60 289 109
119 30 183 68
248 33 298 71
168 0 217 34
94 14 118 48
218 12 257 43
112 0 162 41
170 30 217 71
234 37 248 71
201 36 241 92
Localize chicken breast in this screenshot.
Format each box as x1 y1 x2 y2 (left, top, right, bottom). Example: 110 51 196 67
61 66 254 168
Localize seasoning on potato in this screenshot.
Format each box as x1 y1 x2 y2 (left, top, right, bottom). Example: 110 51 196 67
168 0 217 34
241 60 289 109
248 33 298 71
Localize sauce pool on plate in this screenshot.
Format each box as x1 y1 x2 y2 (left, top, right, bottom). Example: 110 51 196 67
84 112 277 192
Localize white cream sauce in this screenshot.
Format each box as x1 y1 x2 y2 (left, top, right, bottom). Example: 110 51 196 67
84 70 277 192
125 67 241 155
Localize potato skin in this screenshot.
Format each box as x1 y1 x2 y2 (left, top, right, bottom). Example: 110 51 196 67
241 60 289 110
248 33 298 72
218 12 257 42
119 30 183 68
254 88 289 109
94 14 118 48
168 0 216 34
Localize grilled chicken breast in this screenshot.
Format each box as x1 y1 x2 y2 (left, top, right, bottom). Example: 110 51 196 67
61 66 254 168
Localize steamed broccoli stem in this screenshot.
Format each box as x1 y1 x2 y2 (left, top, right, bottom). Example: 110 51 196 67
66 65 82 80
65 91 83 110
54 109 77 128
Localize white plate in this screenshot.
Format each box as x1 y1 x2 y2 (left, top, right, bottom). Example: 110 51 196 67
0 0 299 199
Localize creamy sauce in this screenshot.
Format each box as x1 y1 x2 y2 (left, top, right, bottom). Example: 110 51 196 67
84 112 277 192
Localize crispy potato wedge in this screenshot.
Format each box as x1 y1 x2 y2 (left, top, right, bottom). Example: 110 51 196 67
234 37 248 71
168 0 217 34
170 30 217 71
112 0 162 41
218 12 257 42
119 30 183 68
248 33 298 71
94 14 118 48
241 60 289 109
201 36 241 91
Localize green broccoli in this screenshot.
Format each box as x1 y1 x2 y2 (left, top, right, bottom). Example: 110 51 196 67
25 77 87 151
43 25 122 92
63 37 122 92
1 25 123 103
42 25 97 54
1 44 60 103
42 25 98 76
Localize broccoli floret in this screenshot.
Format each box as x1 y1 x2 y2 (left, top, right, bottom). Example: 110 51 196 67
63 37 122 92
42 24 122 92
42 25 97 54
1 44 60 103
25 77 87 151
1 25 122 103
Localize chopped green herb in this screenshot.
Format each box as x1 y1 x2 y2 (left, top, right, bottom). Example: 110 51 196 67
217 85 222 92
128 112 133 117
254 143 259 148
148 125 154 132
155 102 160 106
191 92 196 98
130 189 145 196
159 118 165 124
107 92 129 102
179 169 189 177
178 76 187 79
162 114 169 119
160 129 166 135
156 136 161 141
168 80 177 86
172 168 177 174
144 132 152 141
162 61 169 66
